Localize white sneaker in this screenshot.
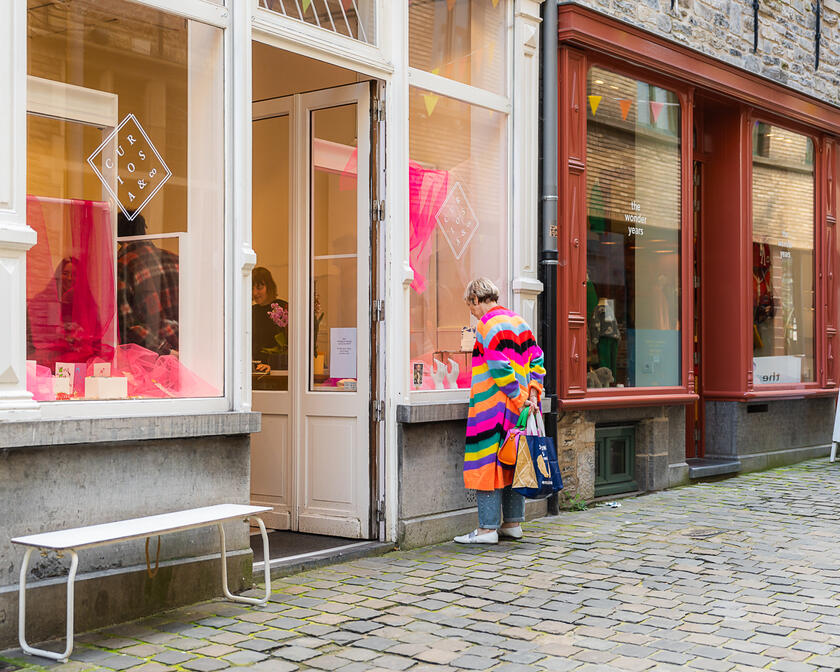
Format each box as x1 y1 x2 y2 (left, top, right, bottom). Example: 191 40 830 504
454 529 499 544
499 525 523 540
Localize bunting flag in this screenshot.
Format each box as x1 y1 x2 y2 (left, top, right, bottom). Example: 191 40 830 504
339 148 358 192
447 0 457 10
423 92 440 117
342 0 353 9
587 95 602 116
650 101 664 123
618 99 632 120
492 0 500 6
431 67 440 76
302 0 311 12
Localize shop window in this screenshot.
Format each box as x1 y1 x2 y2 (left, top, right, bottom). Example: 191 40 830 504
751 123 815 385
409 0 507 96
407 88 508 391
25 0 224 402
585 67 682 389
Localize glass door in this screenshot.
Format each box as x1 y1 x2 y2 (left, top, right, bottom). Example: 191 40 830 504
297 84 371 538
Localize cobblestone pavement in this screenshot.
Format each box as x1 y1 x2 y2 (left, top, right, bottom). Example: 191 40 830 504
4 458 840 672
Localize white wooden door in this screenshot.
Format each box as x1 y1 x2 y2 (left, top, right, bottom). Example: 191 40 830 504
250 84 372 539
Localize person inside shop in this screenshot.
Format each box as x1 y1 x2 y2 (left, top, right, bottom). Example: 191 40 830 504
252 266 288 374
117 211 179 356
27 256 105 369
455 277 546 545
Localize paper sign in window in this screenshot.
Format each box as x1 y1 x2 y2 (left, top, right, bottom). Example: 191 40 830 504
330 328 357 380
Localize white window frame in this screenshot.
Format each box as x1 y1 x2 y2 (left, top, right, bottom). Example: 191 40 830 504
14 0 234 420
405 0 516 405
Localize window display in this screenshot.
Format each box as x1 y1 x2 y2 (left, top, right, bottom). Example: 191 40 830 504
26 0 224 401
408 88 508 391
751 123 815 384
409 0 507 96
585 66 682 389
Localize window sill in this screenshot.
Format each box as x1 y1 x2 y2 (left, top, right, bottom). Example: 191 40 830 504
704 387 839 401
0 411 261 449
559 392 698 410
397 398 554 424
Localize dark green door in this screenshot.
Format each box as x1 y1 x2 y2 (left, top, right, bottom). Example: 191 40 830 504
595 425 638 497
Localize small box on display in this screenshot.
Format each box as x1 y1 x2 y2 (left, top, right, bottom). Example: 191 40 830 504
52 376 72 396
84 376 128 400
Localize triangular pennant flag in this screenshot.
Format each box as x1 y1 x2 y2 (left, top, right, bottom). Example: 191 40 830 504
431 67 440 76
423 92 440 117
650 101 664 123
302 0 311 12
492 0 500 6
447 0 456 10
618 99 632 120
588 95 602 116
342 0 352 9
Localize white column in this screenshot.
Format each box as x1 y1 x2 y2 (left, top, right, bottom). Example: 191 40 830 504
234 1 255 412
0 0 39 417
511 0 545 329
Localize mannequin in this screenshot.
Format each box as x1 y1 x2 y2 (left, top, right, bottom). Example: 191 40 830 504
590 296 620 379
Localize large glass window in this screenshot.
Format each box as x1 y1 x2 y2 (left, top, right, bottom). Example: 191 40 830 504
26 0 224 401
751 123 815 384
407 89 508 391
585 67 682 389
409 0 507 95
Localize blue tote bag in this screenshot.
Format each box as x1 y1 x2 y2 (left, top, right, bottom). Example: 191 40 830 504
512 411 563 499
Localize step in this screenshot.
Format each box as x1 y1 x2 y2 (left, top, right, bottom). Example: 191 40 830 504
687 458 741 479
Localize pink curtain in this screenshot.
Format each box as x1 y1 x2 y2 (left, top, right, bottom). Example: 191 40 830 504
409 161 449 293
26 196 116 372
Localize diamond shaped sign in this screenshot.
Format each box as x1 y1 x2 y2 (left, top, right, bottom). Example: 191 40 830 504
435 182 480 260
87 114 172 221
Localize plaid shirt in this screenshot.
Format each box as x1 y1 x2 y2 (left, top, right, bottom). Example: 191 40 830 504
117 241 179 355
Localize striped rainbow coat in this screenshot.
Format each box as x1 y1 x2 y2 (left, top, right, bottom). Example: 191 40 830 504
463 306 546 491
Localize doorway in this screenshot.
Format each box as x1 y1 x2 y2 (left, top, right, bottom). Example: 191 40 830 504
249 45 380 542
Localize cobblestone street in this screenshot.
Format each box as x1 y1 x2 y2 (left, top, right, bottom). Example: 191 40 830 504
4 458 840 672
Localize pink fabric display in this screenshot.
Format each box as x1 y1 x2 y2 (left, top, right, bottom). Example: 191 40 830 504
408 161 449 293
25 196 116 377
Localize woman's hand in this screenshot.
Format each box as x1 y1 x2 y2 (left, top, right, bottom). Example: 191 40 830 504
525 391 539 415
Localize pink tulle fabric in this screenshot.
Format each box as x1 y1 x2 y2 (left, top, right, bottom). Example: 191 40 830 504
26 196 116 371
409 161 449 293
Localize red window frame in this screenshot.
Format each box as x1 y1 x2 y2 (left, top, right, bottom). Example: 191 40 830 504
555 5 840 409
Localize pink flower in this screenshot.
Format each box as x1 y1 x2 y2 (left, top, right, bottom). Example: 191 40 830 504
268 302 288 328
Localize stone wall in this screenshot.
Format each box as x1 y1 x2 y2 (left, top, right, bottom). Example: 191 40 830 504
561 0 840 106
0 434 253 648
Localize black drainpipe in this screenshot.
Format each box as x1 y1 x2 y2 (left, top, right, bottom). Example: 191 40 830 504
539 0 560 515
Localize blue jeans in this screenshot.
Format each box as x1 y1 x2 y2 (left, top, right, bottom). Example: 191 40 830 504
476 486 525 530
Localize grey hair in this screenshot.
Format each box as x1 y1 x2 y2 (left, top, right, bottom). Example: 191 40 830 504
464 277 500 304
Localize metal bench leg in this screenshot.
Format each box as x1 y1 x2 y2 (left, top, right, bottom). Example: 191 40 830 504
19 547 79 662
217 516 270 606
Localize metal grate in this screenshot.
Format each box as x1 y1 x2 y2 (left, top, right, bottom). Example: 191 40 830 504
259 0 372 44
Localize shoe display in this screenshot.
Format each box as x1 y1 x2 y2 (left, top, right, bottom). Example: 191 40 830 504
453 529 499 544
499 526 523 540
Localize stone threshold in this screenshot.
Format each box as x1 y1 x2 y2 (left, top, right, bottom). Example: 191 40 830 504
687 458 741 478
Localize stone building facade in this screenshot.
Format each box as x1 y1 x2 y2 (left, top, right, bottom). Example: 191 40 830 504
550 0 840 501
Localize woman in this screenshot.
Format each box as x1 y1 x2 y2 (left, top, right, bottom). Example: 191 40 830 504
455 277 546 544
252 267 288 373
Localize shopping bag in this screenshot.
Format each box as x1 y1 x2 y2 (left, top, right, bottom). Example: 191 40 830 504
498 407 530 466
512 411 563 499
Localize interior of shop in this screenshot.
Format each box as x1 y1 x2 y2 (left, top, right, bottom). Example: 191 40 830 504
249 42 381 565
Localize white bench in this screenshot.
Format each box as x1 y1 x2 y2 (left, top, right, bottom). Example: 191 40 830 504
12 504 272 662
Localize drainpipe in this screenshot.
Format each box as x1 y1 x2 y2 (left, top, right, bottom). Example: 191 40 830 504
538 0 560 516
